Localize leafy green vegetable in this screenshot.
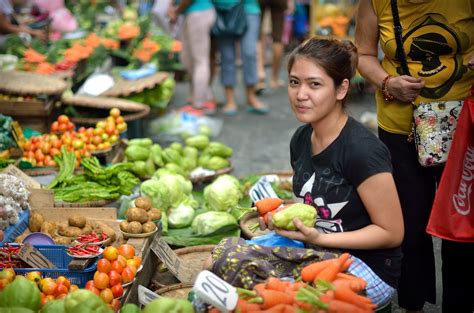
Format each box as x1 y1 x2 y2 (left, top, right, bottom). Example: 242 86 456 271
162 226 241 247
204 175 242 211
191 211 238 236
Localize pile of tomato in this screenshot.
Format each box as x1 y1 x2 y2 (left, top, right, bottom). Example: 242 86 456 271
84 244 140 310
21 108 128 167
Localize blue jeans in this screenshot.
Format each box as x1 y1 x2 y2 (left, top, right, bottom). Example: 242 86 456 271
218 13 260 87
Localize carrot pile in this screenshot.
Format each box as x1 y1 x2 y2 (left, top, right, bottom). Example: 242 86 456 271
209 253 376 313
132 37 161 63
249 197 284 232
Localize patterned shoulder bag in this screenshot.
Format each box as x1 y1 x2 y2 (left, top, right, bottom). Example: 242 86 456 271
391 0 463 167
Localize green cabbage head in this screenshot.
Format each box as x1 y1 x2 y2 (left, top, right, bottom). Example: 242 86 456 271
204 175 242 211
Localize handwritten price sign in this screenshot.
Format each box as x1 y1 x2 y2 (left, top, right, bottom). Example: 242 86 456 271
193 270 238 312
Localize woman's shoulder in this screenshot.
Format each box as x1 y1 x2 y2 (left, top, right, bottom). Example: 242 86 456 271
342 117 391 159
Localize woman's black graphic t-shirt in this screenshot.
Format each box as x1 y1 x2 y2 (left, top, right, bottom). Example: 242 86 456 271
290 117 402 287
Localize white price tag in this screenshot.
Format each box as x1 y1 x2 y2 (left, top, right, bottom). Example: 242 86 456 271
138 285 160 306
193 270 238 313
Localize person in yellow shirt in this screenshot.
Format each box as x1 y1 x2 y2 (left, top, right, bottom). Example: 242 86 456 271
356 0 474 312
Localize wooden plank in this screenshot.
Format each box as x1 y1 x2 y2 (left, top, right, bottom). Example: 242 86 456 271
122 234 159 305
29 189 54 211
34 207 117 221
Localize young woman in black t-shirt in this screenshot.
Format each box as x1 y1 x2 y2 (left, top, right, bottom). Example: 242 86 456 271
269 38 405 306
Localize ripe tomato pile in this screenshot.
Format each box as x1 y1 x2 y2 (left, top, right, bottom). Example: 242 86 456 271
21 108 127 167
85 244 140 310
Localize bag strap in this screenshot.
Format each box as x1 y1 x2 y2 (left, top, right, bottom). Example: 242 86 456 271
390 0 410 76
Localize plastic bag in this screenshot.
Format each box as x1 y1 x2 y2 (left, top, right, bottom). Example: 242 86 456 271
246 231 304 248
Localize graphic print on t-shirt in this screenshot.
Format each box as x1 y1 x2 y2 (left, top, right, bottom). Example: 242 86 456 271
298 173 348 233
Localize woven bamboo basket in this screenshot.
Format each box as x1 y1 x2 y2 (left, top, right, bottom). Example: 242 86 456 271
0 71 67 95
240 211 271 240
61 96 150 124
151 245 215 289
155 282 194 299
100 72 168 97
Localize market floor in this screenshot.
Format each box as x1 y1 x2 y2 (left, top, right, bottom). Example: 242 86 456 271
146 64 443 313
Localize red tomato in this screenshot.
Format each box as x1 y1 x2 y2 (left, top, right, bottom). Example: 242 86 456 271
58 115 69 124
108 270 121 286
50 121 59 133
97 259 112 274
111 283 123 299
93 272 109 290
117 244 135 259
100 288 114 304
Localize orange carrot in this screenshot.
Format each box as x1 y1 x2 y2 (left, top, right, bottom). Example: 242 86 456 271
315 261 342 283
235 298 262 312
248 304 296 313
301 258 338 282
327 299 372 313
341 258 353 271
251 289 294 309
290 282 307 291
334 286 375 310
266 277 290 292
254 283 267 295
332 278 366 293
335 273 368 290
319 290 335 304
256 198 284 215
315 253 351 283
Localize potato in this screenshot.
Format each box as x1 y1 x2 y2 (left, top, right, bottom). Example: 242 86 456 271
134 196 152 211
147 208 162 221
120 220 129 232
126 207 148 223
68 215 87 228
15 233 28 243
81 222 93 235
54 236 72 245
29 211 44 232
93 221 116 242
59 226 82 238
126 221 143 234
142 221 156 234
41 221 57 237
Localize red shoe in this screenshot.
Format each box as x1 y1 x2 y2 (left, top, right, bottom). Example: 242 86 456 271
177 105 204 116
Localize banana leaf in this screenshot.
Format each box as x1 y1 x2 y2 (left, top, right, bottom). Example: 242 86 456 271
161 225 240 247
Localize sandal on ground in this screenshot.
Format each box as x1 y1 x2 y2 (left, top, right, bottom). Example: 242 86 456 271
246 106 270 115
222 106 238 116
256 79 267 95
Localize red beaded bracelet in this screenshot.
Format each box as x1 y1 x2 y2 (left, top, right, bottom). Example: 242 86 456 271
381 75 394 101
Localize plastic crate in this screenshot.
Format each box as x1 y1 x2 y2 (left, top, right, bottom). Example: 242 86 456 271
12 245 97 288
1 209 29 244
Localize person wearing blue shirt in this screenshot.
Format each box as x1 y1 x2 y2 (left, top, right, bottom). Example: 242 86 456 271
168 0 216 114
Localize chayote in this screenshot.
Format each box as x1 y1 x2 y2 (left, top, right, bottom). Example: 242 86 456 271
150 144 164 167
128 138 153 148
143 297 194 313
185 135 210 150
272 203 317 230
205 142 233 158
204 156 230 170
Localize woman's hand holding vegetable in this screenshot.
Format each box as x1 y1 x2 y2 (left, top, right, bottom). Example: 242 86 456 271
271 216 321 245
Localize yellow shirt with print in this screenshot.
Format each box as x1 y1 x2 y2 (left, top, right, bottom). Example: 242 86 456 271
372 0 474 135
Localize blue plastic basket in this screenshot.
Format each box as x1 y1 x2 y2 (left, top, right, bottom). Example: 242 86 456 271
1 209 29 244
12 245 97 288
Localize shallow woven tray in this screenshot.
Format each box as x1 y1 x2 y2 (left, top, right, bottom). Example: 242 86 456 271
0 71 67 95
100 72 168 97
54 199 114 208
61 96 150 123
240 211 271 240
151 245 215 288
155 282 193 299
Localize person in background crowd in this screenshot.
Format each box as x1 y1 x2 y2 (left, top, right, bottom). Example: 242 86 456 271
270 37 404 307
256 0 294 92
355 0 474 312
0 0 45 45
212 0 269 115
168 0 216 115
